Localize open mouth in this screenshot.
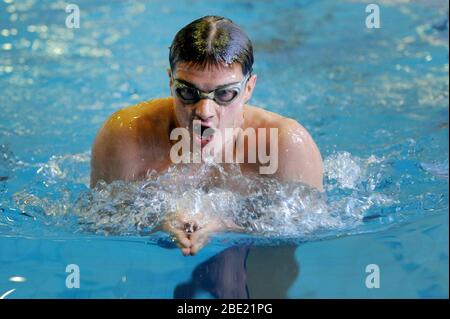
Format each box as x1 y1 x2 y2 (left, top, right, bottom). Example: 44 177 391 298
193 123 215 147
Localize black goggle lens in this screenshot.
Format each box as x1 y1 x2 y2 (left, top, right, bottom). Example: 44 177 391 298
215 89 239 103
176 87 199 102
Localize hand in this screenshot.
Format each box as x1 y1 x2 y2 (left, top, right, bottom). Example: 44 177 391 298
188 216 226 255
160 212 196 256
161 212 231 256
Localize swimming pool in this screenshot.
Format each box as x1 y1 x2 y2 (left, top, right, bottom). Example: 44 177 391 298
0 0 448 298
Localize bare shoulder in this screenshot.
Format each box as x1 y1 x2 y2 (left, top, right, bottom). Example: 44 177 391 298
90 97 174 186
244 104 316 142
243 104 284 128
101 97 173 132
245 104 323 190
93 97 173 152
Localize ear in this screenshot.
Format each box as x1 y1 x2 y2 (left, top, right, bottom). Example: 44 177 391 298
244 74 257 104
167 68 173 95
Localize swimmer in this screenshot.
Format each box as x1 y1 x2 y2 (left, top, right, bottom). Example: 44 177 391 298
90 16 323 256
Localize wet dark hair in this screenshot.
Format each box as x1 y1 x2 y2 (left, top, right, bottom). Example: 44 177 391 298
169 16 253 76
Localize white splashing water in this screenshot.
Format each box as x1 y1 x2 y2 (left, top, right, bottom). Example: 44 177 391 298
7 150 397 241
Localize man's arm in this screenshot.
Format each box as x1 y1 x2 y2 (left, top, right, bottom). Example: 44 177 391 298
90 112 139 187
275 119 324 191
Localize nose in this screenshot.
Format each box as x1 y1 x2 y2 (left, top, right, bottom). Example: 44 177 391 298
194 98 215 121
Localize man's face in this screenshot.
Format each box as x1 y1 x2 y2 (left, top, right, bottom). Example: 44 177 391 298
169 62 256 157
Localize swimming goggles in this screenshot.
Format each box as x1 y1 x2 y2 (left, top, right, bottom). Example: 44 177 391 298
172 73 250 106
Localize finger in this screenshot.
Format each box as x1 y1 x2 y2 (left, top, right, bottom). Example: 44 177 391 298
190 240 206 255
172 229 192 248
189 230 210 255
181 247 191 256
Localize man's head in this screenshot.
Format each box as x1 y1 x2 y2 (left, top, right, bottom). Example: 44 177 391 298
168 16 257 156
169 15 253 78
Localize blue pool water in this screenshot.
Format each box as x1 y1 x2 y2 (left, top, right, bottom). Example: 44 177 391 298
0 0 448 298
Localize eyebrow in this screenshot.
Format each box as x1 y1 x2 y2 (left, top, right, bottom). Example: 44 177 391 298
174 78 243 91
